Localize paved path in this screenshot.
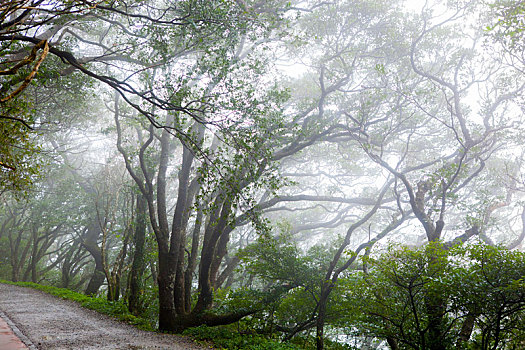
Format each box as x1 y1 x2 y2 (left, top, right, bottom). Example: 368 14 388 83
0 283 209 349
0 312 31 349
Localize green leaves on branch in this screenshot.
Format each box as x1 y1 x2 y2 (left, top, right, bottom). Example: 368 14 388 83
488 0 525 51
344 242 525 349
0 107 42 197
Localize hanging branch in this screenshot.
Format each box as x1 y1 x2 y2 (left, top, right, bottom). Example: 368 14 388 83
1 39 49 103
0 115 33 129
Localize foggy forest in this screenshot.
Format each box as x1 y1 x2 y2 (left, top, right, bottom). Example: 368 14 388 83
2 0 525 349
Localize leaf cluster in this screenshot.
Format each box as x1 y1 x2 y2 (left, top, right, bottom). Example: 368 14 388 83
343 242 525 349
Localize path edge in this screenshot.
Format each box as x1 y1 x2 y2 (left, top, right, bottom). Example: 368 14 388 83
0 310 38 349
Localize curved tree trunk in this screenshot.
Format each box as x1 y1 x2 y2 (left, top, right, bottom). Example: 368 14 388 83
84 221 105 295
85 262 105 295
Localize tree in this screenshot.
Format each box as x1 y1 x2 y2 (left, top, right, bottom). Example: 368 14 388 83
113 74 298 331
0 163 86 283
127 192 148 315
488 0 525 52
0 101 41 196
237 1 525 348
3 1 525 348
347 242 525 350
1 0 286 195
1 0 291 132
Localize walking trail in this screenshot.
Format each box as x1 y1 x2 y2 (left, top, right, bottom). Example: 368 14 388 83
0 283 210 349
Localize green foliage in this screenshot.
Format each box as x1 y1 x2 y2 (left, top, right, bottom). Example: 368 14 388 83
0 47 96 197
239 233 322 324
240 231 329 290
343 242 525 349
0 114 42 196
344 242 456 349
237 232 357 343
455 244 525 349
488 0 525 50
184 324 357 350
184 325 301 350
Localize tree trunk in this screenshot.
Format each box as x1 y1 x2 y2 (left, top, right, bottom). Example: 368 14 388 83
85 265 105 295
184 205 203 312
215 255 240 289
107 281 119 302
425 291 446 350
456 313 476 348
316 286 331 350
29 229 38 283
128 194 147 315
174 253 186 314
9 229 30 282
61 257 72 288
386 337 399 350
157 250 178 331
210 229 230 289
84 221 105 295
194 197 232 313
316 304 326 350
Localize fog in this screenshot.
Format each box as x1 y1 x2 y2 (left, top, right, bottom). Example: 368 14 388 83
2 1 525 349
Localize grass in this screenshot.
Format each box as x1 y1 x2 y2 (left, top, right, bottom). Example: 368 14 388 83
183 324 356 350
0 280 154 331
183 325 301 350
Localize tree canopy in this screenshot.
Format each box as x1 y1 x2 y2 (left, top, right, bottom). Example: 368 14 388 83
2 1 525 349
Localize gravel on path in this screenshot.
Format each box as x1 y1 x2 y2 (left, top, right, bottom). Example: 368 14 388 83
0 283 211 350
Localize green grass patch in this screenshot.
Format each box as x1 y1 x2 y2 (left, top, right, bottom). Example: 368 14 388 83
183 324 357 350
0 280 154 331
184 325 301 350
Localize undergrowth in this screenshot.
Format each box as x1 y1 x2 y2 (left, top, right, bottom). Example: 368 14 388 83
184 325 301 350
183 324 355 350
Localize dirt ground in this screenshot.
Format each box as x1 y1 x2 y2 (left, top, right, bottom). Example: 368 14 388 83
0 283 210 350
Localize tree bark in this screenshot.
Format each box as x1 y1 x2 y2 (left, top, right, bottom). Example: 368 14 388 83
128 193 147 315
316 287 329 350
456 313 476 348
84 221 105 296
194 196 232 313
425 295 446 350
157 250 178 331
184 205 203 312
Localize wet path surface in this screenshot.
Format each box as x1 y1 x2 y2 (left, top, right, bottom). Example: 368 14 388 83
0 283 209 349
0 313 30 349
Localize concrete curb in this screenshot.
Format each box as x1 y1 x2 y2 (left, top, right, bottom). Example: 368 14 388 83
0 310 38 350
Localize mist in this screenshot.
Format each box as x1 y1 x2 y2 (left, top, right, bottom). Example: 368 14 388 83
1 1 525 349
